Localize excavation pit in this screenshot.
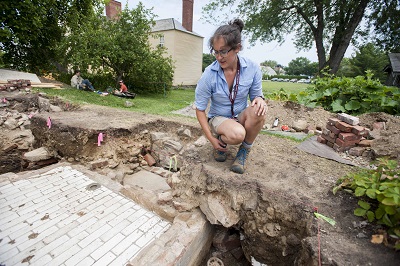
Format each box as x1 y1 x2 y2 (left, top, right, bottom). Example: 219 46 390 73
1 93 399 265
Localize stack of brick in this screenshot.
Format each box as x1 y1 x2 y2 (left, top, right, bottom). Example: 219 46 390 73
317 113 372 155
0 79 32 91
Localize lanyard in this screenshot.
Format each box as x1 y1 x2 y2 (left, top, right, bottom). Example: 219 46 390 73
229 59 240 118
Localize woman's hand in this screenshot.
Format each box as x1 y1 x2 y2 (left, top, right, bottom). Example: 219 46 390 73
210 136 228 152
251 97 268 116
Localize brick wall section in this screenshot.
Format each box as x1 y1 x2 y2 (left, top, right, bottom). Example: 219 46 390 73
318 113 372 154
105 0 121 20
182 0 194 32
1 79 31 91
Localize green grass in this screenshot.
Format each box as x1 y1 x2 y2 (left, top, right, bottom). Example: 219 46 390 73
33 87 196 117
33 81 310 115
262 80 311 95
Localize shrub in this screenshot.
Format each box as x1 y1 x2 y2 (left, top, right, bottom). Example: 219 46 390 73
297 71 400 115
333 158 400 249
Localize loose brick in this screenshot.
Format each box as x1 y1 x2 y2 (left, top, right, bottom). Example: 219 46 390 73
338 132 362 142
349 147 366 156
337 113 359 125
326 124 341 135
321 133 336 144
328 117 340 126
317 135 327 144
333 143 349 152
352 125 368 136
335 137 359 148
329 132 337 139
322 128 331 136
358 139 373 147
326 141 334 148
335 121 353 132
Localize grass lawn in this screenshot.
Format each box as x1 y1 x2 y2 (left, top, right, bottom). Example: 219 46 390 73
33 81 311 116
262 80 311 95
33 88 195 117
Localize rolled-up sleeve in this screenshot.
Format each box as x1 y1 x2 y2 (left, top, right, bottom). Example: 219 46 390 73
249 66 263 101
195 68 213 111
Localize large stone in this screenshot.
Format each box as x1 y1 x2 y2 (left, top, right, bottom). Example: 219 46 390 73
164 139 183 153
23 147 52 162
194 136 208 147
123 170 171 191
50 104 63 112
151 132 169 141
38 97 50 112
200 193 240 227
3 118 18 130
292 120 308 132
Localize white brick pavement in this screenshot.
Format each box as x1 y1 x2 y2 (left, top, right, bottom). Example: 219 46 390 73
0 166 171 266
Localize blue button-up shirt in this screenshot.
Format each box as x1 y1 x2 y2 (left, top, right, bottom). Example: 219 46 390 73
195 55 263 118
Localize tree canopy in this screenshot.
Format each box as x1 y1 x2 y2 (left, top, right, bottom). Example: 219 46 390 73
260 60 278 68
338 43 388 82
285 57 318 76
0 0 95 74
203 0 400 75
60 2 174 93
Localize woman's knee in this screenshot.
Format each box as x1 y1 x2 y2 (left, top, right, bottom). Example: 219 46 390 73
226 126 245 143
246 105 267 124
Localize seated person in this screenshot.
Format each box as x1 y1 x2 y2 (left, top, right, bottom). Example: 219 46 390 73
119 80 128 93
71 70 95 91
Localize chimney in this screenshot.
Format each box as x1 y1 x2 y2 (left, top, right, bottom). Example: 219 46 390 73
182 0 194 32
106 0 122 19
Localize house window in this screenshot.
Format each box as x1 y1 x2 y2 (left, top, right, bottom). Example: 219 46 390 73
159 35 164 47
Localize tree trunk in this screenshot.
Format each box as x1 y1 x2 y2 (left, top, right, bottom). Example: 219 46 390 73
325 0 369 74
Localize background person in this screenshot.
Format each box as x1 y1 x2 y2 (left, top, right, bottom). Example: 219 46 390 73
71 70 95 92
119 80 128 93
194 19 267 174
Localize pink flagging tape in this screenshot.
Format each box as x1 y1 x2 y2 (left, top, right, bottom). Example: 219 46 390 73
98 133 103 146
47 117 52 129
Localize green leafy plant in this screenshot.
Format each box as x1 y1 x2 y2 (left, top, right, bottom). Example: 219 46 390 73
264 88 298 102
333 157 400 249
297 72 400 115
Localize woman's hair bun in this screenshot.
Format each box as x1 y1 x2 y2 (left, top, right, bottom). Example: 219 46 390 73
229 19 244 32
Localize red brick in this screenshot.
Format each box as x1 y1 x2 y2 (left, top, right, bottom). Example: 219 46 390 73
333 143 349 152
338 132 362 142
352 125 368 136
317 135 327 144
349 147 366 156
328 117 340 126
326 141 334 148
335 121 353 132
329 132 337 139
326 124 341 135
358 139 373 147
321 133 336 143
322 128 331 136
335 137 359 148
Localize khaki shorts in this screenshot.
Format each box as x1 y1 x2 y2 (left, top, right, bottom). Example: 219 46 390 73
208 113 243 135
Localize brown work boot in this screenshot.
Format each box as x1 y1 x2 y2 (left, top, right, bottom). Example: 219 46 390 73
230 144 250 174
213 149 227 162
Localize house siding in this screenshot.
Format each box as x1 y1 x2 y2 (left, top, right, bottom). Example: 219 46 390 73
150 29 203 86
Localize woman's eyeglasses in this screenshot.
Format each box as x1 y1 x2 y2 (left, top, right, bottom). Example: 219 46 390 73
211 47 233 57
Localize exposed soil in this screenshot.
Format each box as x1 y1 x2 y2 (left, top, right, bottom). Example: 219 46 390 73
1 90 399 265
